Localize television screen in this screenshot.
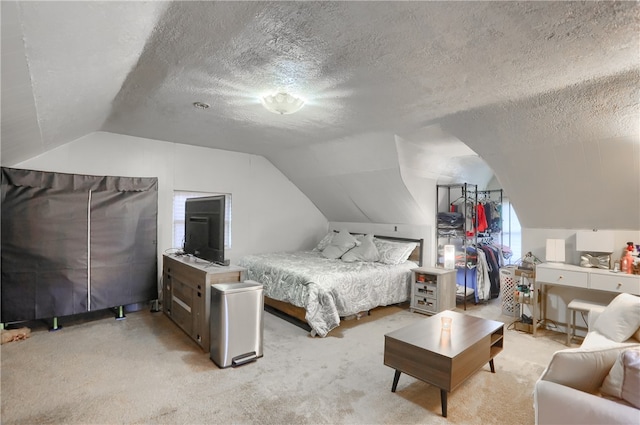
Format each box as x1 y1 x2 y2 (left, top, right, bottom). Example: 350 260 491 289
183 195 225 264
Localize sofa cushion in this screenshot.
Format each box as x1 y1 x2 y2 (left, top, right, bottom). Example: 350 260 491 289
582 330 640 350
539 345 628 394
535 380 640 425
592 293 640 343
601 347 640 409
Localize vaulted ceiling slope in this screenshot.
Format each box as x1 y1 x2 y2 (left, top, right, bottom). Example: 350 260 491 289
2 1 639 229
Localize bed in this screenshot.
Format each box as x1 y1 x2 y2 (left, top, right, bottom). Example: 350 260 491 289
237 232 423 337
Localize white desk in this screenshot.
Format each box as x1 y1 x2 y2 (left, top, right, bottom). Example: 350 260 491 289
536 263 640 295
535 263 640 335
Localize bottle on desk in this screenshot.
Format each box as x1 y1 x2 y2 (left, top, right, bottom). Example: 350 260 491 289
621 243 634 274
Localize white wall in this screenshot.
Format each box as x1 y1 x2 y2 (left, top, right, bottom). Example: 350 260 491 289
16 131 329 268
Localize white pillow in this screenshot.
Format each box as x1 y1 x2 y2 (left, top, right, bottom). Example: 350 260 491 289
321 230 359 259
373 238 417 265
592 293 640 343
540 345 626 394
601 347 640 408
314 231 335 251
341 234 380 263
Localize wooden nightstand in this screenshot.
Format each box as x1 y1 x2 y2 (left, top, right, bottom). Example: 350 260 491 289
410 267 456 315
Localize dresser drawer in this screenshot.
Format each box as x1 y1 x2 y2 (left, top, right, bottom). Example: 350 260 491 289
590 273 640 295
536 266 588 288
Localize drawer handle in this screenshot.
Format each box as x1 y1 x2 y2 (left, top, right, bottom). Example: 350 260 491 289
617 283 622 288
558 275 563 280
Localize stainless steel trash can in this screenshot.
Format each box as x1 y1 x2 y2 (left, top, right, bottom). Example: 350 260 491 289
210 281 264 368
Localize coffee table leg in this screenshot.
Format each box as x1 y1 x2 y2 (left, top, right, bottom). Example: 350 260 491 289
391 370 401 392
441 389 448 417
489 359 495 373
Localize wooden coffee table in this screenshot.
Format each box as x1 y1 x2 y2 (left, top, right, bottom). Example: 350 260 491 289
384 310 504 417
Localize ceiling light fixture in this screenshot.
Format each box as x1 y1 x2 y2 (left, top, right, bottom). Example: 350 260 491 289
261 91 305 115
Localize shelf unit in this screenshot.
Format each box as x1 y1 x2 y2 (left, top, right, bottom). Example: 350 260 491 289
490 327 504 359
436 183 478 310
513 270 539 335
410 267 456 315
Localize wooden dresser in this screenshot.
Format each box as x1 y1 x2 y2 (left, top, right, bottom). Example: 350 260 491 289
162 254 245 352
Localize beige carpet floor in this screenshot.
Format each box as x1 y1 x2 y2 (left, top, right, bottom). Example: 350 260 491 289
0 299 567 425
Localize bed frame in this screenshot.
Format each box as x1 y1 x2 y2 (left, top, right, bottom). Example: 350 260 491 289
263 234 424 333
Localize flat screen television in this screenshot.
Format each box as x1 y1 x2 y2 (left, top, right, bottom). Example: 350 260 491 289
183 195 226 264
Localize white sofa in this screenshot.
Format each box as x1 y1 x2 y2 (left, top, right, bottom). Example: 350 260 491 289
534 293 640 425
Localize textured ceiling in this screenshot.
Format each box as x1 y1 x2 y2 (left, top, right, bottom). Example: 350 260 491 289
2 1 639 229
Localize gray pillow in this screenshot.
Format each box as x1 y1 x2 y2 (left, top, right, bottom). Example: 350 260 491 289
373 239 417 265
322 230 359 259
342 234 380 262
314 231 335 251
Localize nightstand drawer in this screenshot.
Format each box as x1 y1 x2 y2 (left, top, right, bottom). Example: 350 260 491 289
414 296 437 313
415 282 437 298
590 273 640 295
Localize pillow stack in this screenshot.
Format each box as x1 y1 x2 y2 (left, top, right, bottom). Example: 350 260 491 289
342 234 380 262
315 230 417 265
320 230 360 259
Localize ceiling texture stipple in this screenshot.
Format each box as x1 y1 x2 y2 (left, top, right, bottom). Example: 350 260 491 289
2 1 639 229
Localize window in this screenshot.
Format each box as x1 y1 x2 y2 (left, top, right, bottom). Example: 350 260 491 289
502 199 522 264
172 191 232 250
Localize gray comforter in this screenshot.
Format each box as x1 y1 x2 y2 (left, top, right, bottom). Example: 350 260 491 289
237 251 416 337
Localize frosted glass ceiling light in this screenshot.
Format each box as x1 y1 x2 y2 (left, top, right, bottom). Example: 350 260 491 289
261 91 305 115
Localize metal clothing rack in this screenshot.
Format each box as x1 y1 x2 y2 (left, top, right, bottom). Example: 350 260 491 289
436 183 478 310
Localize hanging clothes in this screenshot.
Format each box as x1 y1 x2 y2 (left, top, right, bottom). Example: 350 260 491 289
475 203 488 233
476 249 492 302
479 244 502 298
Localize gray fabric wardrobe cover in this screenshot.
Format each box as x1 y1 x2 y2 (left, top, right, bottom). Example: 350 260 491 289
1 167 158 323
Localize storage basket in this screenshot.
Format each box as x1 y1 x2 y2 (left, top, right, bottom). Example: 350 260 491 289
499 267 520 317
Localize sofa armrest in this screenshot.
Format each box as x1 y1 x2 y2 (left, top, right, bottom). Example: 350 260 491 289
539 345 625 393
534 380 640 425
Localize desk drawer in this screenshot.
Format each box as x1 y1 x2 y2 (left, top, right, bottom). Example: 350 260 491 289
590 273 640 295
536 267 588 288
